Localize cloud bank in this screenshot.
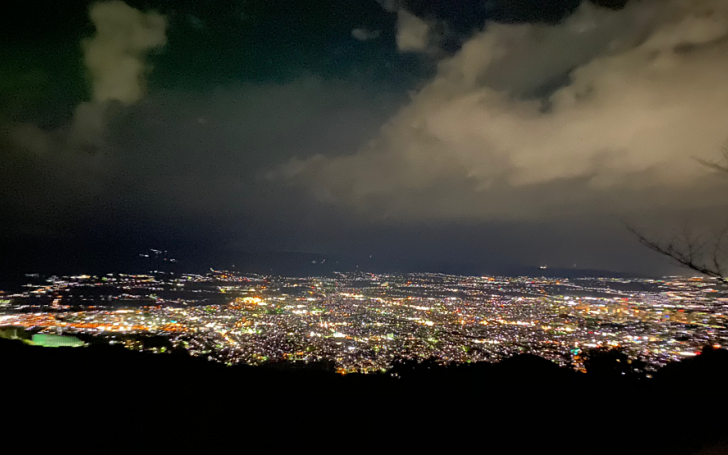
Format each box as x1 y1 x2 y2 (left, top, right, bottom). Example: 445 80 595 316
276 0 728 222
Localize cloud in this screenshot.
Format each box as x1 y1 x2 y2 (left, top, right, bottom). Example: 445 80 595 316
275 0 728 223
1 74 400 234
395 8 434 53
69 1 167 150
352 28 382 42
375 0 399 13
8 1 167 154
83 1 167 105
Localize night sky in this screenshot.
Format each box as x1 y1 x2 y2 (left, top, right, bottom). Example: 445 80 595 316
2 0 727 276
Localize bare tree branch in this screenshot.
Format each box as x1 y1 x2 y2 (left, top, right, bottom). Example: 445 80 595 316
712 225 728 278
694 157 728 174
694 144 728 174
626 224 728 283
630 147 728 282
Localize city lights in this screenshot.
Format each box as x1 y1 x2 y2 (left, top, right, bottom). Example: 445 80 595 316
1 271 725 374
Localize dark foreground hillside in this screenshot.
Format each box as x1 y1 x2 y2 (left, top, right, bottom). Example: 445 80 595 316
2 340 727 455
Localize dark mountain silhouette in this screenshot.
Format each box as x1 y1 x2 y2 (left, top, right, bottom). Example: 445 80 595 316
2 340 727 454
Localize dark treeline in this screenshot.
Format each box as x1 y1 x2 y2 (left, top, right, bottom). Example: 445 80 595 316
3 340 727 454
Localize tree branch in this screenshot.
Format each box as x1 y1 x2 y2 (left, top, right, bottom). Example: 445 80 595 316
626 225 728 283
